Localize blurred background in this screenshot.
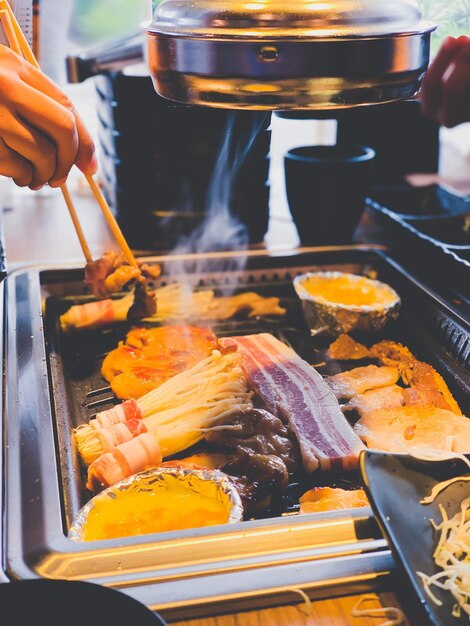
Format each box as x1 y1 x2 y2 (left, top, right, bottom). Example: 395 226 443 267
42 0 470 70
6 0 470 251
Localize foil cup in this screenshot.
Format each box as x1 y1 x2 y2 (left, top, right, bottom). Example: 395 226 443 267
69 466 244 542
293 271 401 337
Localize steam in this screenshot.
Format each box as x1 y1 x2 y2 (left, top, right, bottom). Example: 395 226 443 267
167 111 269 287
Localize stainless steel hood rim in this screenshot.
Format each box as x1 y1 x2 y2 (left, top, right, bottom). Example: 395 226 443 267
148 0 435 109
148 24 436 39
148 32 432 76
147 29 433 110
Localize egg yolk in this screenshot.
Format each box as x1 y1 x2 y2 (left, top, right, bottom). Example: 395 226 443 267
302 275 396 307
81 480 231 542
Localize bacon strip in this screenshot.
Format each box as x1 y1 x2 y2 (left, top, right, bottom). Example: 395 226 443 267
97 419 148 453
221 334 364 473
91 399 143 430
86 433 161 492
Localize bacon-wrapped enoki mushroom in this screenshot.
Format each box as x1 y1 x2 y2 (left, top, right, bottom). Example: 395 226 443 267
77 351 253 491
86 433 162 493
60 283 286 333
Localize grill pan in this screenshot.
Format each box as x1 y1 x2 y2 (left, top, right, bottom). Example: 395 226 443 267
2 245 470 619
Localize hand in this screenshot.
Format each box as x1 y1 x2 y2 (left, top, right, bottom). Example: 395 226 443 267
420 35 470 128
0 44 97 189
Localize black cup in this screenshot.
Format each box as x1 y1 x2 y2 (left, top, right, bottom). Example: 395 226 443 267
284 144 376 246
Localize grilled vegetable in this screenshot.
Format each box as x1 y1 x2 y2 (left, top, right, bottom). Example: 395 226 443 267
77 350 253 487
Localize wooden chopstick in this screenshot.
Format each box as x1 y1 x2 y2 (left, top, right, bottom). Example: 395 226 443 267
0 0 139 268
85 175 138 268
0 9 21 55
0 2 93 262
60 184 92 261
0 0 35 63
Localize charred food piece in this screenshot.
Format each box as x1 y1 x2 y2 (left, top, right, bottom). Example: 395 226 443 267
127 281 157 322
222 452 289 517
205 408 301 476
327 334 370 361
161 450 289 518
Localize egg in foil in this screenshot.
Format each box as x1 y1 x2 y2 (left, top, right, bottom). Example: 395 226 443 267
69 466 244 542
293 271 401 337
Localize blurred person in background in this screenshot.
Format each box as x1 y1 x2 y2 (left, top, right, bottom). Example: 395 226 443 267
420 35 470 128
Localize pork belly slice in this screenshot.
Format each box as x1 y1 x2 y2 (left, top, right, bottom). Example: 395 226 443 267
221 333 364 473
342 385 405 418
326 365 400 400
354 406 470 453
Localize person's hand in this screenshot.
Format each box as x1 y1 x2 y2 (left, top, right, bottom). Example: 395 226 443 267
420 35 470 128
0 44 97 189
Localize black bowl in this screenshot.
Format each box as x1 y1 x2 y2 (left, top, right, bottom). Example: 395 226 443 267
284 144 375 246
0 579 167 626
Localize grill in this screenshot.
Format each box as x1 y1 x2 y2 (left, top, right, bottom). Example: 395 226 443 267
2 245 469 619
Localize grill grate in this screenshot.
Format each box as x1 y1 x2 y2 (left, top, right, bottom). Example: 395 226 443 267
43 252 470 532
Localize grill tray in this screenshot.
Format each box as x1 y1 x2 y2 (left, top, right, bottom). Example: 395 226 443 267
3 245 470 619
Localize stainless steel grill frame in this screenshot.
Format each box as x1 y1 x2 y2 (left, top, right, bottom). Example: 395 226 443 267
3 245 469 619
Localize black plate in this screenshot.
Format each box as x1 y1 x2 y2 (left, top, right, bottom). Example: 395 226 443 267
0 579 168 625
360 450 470 626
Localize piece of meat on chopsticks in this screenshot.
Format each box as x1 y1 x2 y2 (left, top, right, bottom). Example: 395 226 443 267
85 251 160 299
84 251 160 323
102 325 221 399
326 365 400 400
127 281 157 322
354 406 470 453
221 333 364 473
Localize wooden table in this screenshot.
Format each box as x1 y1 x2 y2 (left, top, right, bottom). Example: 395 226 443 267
0 184 412 626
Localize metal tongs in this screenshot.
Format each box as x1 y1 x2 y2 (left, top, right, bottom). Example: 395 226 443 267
0 0 139 270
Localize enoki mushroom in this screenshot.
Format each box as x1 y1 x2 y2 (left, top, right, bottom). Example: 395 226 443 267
351 595 405 626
